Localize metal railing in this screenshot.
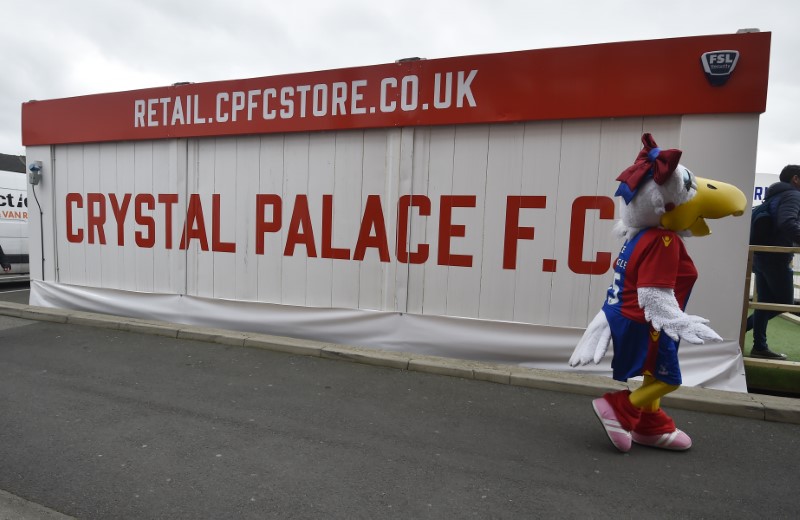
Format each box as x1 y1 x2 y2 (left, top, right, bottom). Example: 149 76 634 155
739 245 800 370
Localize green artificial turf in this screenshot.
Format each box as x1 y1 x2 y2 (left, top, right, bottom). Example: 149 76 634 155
743 313 800 361
743 313 800 396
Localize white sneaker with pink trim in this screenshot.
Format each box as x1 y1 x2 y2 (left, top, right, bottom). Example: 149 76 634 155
592 397 632 453
631 429 692 451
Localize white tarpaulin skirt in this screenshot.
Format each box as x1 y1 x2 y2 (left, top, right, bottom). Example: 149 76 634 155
29 280 747 392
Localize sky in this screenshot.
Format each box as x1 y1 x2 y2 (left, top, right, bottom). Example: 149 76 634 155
2 0 798 174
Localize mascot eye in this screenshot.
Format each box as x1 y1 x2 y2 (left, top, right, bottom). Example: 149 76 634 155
682 169 697 192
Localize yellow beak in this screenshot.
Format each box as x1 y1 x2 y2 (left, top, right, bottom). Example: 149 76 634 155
659 177 747 236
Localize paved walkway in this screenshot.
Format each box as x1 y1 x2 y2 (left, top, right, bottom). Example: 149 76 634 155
1 302 798 519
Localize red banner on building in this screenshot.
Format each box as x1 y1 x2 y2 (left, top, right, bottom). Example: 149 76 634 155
22 32 770 146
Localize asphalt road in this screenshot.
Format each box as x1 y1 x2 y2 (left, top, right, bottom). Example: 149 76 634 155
0 280 30 305
1 310 799 519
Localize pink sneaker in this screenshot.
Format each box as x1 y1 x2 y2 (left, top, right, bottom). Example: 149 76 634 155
632 429 692 451
592 397 632 453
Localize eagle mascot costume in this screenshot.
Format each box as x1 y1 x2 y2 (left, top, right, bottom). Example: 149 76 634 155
569 133 746 453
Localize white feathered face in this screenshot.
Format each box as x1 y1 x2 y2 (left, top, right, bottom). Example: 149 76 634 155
617 164 747 238
618 165 698 234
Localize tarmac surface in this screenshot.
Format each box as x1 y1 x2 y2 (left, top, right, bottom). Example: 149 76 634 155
1 300 799 519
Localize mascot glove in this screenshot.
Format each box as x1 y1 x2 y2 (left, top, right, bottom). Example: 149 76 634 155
638 287 723 344
569 311 612 366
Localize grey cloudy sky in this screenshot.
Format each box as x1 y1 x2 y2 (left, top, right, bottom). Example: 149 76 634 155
3 0 798 174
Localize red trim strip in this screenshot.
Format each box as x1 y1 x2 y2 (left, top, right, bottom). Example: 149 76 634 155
22 32 770 146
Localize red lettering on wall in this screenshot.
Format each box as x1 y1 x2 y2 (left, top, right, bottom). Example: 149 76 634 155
354 195 390 262
397 195 430 264
438 195 475 267
568 196 614 274
86 193 107 245
256 194 282 255
212 194 236 253
158 194 179 249
503 195 546 269
179 194 209 250
66 193 84 243
322 194 349 260
284 195 316 257
134 194 155 248
109 193 131 246
60 191 617 278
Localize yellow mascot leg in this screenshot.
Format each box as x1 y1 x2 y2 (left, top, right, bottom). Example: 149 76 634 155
625 373 692 450
628 373 679 412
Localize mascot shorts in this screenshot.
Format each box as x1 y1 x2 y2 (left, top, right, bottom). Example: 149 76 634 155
604 309 682 386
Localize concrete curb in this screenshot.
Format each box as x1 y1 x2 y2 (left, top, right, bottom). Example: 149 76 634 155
0 489 76 520
1 301 798 425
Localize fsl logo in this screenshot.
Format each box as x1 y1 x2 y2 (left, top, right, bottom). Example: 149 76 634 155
700 50 740 86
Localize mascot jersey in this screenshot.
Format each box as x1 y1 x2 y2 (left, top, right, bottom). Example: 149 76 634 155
602 228 698 385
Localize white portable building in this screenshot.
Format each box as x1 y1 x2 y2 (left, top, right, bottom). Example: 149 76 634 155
22 32 771 391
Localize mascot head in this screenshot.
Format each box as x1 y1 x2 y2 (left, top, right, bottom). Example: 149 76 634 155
614 133 746 238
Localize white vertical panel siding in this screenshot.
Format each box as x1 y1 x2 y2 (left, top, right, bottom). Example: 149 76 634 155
53 145 69 282
280 133 310 306
404 127 432 315
419 126 456 317
382 128 405 312
98 143 121 288
133 142 155 293
643 117 682 151
305 133 336 308
547 121 602 327
358 131 392 311
183 139 197 295
330 131 364 310
512 121 563 325
51 146 68 282
150 142 169 292
678 114 760 338
151 140 185 295
82 144 102 288
115 143 137 291
479 123 525 321
186 139 214 298
61 145 86 284
211 138 237 300
586 119 648 317
445 125 489 318
232 136 261 302
256 135 285 304
46 115 747 334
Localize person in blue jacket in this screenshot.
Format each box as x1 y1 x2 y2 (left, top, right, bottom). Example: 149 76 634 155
745 164 800 360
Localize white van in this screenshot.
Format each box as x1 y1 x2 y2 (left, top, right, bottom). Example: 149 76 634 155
0 169 29 281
